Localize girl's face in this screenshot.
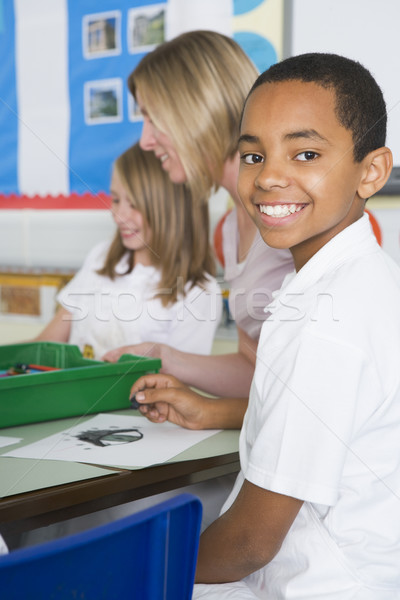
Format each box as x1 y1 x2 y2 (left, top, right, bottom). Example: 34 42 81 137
110 168 153 266
136 90 187 184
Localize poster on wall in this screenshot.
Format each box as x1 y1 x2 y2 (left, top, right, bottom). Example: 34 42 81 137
0 0 283 202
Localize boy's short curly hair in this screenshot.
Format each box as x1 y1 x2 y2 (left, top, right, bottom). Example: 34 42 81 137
249 53 387 162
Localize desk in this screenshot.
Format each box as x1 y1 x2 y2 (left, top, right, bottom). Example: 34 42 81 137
0 411 240 539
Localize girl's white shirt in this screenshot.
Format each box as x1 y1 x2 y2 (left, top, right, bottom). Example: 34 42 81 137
58 241 222 359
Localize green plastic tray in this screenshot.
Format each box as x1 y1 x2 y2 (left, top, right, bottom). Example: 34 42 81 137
0 342 161 428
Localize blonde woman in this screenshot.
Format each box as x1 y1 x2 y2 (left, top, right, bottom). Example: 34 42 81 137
34 143 221 359
105 30 294 399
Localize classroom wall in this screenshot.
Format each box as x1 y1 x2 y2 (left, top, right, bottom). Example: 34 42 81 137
287 0 400 167
286 0 400 268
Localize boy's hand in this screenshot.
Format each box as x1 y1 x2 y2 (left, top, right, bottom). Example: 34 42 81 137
130 374 211 430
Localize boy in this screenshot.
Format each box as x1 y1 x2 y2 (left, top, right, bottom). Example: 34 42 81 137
131 53 400 599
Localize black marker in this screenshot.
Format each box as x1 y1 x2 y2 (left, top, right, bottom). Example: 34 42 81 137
130 393 145 410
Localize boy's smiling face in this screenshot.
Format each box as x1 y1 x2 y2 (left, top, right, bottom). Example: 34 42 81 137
238 80 368 270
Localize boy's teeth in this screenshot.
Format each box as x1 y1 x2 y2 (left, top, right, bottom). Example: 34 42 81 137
260 204 300 217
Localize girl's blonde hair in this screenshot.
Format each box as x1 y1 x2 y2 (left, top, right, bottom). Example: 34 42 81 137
128 30 258 200
98 144 216 307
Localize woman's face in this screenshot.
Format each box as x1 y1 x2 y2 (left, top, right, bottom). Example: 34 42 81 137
136 90 187 184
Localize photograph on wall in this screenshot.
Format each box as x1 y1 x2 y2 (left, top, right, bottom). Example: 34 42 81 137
128 93 143 122
127 3 166 54
82 11 121 59
84 78 123 125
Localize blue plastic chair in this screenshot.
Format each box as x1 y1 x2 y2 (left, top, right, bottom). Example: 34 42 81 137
0 493 202 599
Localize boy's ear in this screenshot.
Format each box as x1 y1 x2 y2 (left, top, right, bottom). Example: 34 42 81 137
358 147 393 199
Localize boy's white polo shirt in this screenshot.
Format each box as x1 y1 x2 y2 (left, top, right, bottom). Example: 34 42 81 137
221 214 400 599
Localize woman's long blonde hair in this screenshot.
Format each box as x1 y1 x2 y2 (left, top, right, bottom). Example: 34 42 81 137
128 30 258 200
98 144 216 307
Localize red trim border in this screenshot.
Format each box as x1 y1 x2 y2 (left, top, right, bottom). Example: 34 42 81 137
0 193 111 210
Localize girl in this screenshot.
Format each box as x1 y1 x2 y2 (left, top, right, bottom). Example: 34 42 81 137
34 143 221 358
13 143 221 550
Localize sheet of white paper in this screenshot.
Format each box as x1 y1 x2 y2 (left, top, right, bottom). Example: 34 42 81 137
0 436 22 449
4 414 221 468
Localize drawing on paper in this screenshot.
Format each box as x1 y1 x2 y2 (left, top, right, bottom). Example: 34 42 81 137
75 427 143 448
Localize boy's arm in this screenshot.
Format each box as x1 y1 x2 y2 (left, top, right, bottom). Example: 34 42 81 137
130 374 247 429
196 479 303 583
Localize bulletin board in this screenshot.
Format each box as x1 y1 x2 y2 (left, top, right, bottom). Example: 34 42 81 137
0 0 284 206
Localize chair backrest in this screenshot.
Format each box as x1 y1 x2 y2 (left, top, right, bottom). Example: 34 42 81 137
0 493 202 600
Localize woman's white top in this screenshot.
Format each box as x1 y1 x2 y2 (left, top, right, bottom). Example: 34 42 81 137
222 208 294 340
58 241 222 359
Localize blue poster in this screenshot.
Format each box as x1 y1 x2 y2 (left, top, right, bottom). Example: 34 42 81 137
67 0 165 194
0 0 280 199
0 0 18 194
